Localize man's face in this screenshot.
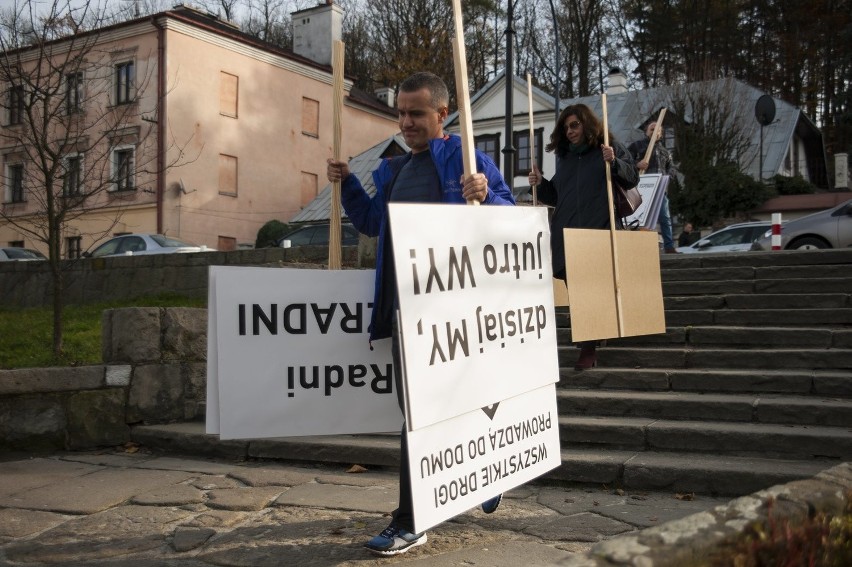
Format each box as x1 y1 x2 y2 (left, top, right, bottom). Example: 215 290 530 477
646 122 658 140
397 88 448 153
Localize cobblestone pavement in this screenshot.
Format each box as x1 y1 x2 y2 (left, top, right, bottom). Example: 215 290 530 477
0 448 731 566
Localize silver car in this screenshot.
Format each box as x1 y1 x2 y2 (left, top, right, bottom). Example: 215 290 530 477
676 221 770 253
87 233 212 257
0 247 47 261
751 199 852 251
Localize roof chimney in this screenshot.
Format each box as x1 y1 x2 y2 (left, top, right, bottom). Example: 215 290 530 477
374 87 395 108
606 68 628 95
291 1 344 66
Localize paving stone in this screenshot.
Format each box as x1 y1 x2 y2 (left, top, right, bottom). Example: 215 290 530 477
0 467 194 514
2 505 192 563
131 483 205 506
0 508 67 538
274 482 397 514
178 509 248 528
206 486 285 511
0 458 102 497
133 455 246 475
524 512 635 542
227 465 318 487
171 526 215 552
190 474 240 490
312 469 398 488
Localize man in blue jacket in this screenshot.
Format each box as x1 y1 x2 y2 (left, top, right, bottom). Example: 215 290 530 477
327 71 514 556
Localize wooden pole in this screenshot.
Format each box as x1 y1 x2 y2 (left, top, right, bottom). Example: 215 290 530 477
329 40 344 269
527 73 537 206
639 108 667 174
451 0 479 206
601 93 625 335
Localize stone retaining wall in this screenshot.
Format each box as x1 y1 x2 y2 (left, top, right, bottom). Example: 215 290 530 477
562 462 851 566
0 307 208 452
0 244 368 308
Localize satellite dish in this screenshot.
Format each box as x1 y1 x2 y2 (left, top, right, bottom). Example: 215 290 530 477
755 95 776 126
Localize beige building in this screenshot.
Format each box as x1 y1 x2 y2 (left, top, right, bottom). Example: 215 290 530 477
1 3 398 255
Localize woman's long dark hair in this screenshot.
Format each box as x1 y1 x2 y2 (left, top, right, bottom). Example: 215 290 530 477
545 103 615 156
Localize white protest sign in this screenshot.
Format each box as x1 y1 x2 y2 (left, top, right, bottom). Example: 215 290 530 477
388 204 559 431
624 174 669 230
408 383 561 533
206 266 402 440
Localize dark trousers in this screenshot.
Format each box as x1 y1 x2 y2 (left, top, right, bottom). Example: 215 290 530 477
390 316 415 532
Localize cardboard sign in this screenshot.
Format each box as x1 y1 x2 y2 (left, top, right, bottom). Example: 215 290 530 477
564 229 666 342
407 384 562 533
388 204 560 431
206 267 402 439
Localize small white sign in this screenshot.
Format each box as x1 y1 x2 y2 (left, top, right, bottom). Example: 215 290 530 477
206 267 402 440
408 384 562 533
389 204 560 431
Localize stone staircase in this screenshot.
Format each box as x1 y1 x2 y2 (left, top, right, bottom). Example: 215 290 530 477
133 249 852 496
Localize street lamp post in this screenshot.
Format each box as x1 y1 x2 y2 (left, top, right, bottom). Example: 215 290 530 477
548 0 560 123
502 0 516 191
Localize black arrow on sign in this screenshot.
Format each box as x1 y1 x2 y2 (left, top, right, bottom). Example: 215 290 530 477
481 403 500 420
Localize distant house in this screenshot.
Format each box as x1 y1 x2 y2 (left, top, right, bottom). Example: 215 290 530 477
444 70 833 218
0 3 398 256
289 134 408 224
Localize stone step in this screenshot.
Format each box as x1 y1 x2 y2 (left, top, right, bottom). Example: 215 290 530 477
560 368 852 397
663 277 852 296
558 326 851 348
661 264 851 283
664 293 851 310
556 390 852 427
559 416 852 459
664 307 852 326
659 248 852 269
129 422 839 496
551 448 838 496
557 346 852 370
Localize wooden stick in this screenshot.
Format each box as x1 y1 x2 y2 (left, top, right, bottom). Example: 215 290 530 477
601 93 625 336
329 40 344 270
638 108 667 174
527 73 537 206
451 0 479 206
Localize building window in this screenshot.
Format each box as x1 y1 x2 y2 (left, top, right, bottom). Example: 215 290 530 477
218 154 238 196
112 147 134 191
218 236 236 251
6 164 24 203
63 154 83 196
302 97 319 138
9 240 23 247
8 85 24 125
66 236 82 259
114 61 134 105
220 72 238 118
513 129 543 176
475 134 500 168
66 72 83 114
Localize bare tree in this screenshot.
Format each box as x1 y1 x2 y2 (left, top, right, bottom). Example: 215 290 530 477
0 0 189 357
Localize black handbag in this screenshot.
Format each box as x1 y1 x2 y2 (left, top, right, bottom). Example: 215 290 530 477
613 182 642 218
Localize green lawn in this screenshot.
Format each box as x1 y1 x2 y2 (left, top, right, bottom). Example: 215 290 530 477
0 294 206 369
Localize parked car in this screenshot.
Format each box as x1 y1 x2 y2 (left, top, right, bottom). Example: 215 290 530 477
751 199 852 251
0 247 47 261
676 221 771 254
277 223 360 248
87 233 212 257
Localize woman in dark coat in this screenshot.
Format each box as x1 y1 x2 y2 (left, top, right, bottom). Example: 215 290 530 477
528 103 638 369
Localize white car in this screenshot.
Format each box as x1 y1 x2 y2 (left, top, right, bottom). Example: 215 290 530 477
676 221 771 254
87 234 212 257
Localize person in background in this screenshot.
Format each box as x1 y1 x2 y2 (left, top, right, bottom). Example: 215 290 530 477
528 103 638 370
628 121 678 253
327 71 514 557
678 222 696 247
